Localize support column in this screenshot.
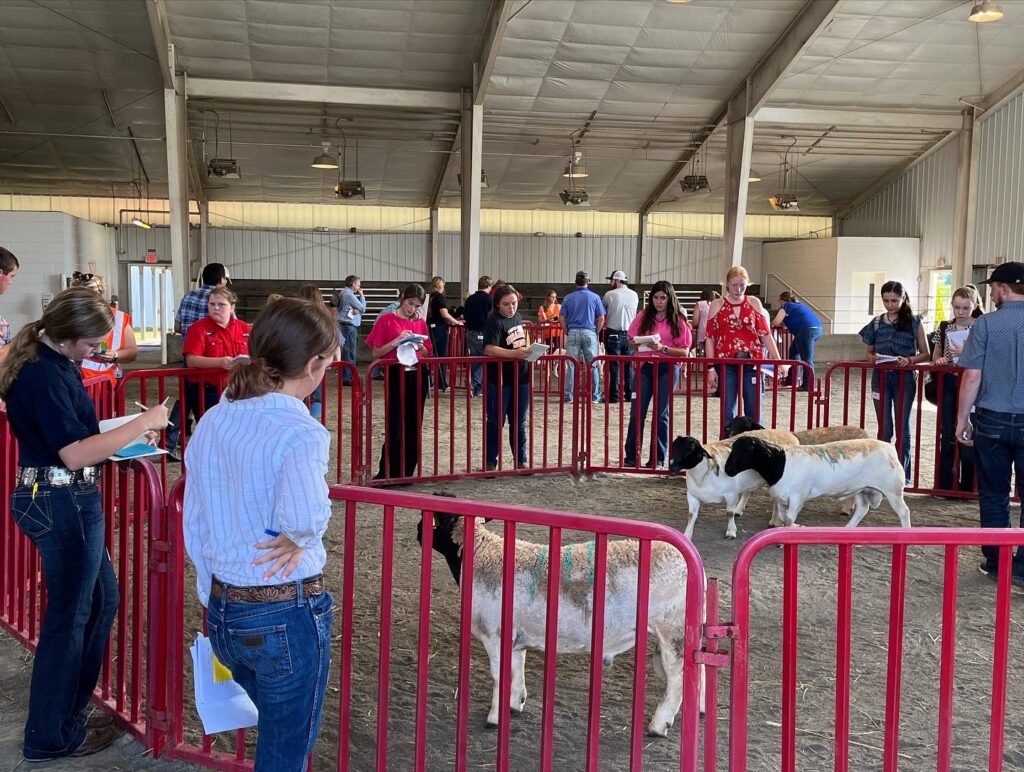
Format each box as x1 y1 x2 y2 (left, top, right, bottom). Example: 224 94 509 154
723 87 754 273
459 90 482 290
199 200 209 267
952 108 977 290
635 213 648 283
429 207 440 279
164 87 190 296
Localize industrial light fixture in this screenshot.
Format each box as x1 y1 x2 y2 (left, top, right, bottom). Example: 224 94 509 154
130 217 152 229
457 170 489 188
664 0 692 3
769 136 800 212
679 139 710 194
312 140 339 169
748 169 762 183
204 110 241 179
561 130 589 206
968 1 1003 22
333 131 365 199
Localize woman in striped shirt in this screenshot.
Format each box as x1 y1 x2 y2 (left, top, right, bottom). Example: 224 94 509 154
184 298 340 772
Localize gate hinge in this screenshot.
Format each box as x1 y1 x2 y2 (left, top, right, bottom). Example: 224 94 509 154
694 650 731 668
703 622 738 640
147 708 169 732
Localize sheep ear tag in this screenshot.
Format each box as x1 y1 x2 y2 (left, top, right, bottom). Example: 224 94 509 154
432 515 436 528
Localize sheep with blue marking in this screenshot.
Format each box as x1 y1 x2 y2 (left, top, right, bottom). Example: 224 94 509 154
418 510 704 737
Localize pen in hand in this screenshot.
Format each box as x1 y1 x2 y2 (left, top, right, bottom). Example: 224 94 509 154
134 396 171 411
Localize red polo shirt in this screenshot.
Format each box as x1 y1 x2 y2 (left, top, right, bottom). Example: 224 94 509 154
182 315 251 360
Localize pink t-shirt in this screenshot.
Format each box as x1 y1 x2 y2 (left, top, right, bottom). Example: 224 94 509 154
628 315 693 358
365 312 433 363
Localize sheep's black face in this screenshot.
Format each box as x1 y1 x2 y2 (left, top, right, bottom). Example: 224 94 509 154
417 510 462 586
724 436 758 477
668 436 709 473
724 416 765 438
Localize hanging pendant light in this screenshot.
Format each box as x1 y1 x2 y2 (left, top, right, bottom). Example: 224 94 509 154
747 169 762 183
311 140 338 169
130 217 152 229
968 1 1003 22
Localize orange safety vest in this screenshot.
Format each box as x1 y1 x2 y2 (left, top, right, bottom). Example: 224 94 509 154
81 310 131 384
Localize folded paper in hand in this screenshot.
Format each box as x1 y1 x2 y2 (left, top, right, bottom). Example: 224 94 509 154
634 333 661 353
98 415 168 462
874 354 899 364
525 342 548 363
397 342 420 366
190 634 258 734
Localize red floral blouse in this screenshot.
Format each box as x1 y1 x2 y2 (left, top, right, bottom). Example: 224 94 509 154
706 297 769 359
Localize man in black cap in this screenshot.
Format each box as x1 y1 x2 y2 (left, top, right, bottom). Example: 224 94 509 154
956 261 1024 588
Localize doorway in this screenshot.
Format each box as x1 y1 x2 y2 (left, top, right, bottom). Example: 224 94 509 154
129 264 175 345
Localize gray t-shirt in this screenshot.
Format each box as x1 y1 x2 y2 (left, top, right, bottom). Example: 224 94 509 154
602 286 639 331
958 302 1024 413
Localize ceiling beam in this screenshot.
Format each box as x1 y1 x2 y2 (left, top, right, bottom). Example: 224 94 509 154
755 106 962 131
639 0 841 215
430 0 513 208
980 66 1024 114
186 78 461 112
145 0 175 89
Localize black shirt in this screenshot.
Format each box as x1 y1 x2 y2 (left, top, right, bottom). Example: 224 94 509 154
483 312 531 385
427 291 449 325
463 290 492 332
6 342 99 467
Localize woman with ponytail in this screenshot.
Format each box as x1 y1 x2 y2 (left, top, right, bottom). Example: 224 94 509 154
859 280 931 484
1 287 168 762
184 297 340 772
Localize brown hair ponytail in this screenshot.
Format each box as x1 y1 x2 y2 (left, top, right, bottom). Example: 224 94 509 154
0 287 113 398
225 297 338 401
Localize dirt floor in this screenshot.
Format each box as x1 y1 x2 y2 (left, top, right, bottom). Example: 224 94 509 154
113 360 1024 769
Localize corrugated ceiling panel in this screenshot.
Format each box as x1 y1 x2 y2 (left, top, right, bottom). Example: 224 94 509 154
974 89 1024 265
841 137 958 268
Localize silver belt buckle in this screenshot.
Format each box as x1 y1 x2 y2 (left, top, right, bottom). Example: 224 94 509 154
47 467 74 486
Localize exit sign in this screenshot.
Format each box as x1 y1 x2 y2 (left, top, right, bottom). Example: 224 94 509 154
145 248 158 264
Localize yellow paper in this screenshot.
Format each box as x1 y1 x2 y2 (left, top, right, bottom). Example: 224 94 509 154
211 653 233 683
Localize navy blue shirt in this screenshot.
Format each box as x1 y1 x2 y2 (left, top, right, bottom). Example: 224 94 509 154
463 290 493 332
6 342 99 467
780 302 821 335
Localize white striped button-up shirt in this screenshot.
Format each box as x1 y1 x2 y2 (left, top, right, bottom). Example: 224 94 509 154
184 391 332 607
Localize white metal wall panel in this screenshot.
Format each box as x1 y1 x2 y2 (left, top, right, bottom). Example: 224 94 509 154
841 137 958 268
973 89 1024 264
644 238 762 285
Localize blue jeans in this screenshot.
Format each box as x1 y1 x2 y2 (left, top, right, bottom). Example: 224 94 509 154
466 331 485 395
308 381 325 421
720 362 762 434
872 369 916 483
604 329 633 402
206 587 334 772
565 329 600 402
339 322 358 384
486 380 530 466
624 361 678 467
793 326 822 387
429 324 450 391
973 409 1024 573
11 481 119 761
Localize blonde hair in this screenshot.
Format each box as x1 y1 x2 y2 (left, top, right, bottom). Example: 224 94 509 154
0 287 113 398
952 285 980 308
725 266 750 283
430 275 445 293
210 286 238 305
296 284 326 306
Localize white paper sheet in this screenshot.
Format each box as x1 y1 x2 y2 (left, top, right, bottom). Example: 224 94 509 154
634 333 662 352
396 341 420 366
98 415 167 462
525 342 549 363
190 634 258 735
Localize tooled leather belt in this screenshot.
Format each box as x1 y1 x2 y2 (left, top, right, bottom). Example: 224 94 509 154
210 574 325 604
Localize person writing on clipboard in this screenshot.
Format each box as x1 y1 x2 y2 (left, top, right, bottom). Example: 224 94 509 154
483 283 534 472
0 287 168 762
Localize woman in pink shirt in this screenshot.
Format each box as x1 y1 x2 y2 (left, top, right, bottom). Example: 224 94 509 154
624 280 692 469
366 284 433 480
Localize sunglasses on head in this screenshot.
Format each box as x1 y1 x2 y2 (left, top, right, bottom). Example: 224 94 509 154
73 272 95 282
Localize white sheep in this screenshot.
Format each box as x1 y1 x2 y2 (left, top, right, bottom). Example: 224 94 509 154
418 511 704 737
724 415 870 444
668 429 800 540
723 436 912 528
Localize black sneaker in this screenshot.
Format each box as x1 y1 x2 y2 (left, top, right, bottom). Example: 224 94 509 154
979 561 999 581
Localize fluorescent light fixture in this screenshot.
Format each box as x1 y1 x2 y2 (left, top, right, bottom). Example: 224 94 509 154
968 1 1003 21
311 141 339 169
130 218 152 229
562 164 588 179
748 169 762 183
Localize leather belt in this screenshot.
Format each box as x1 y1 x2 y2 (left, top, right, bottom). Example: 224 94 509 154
210 574 325 604
18 466 100 487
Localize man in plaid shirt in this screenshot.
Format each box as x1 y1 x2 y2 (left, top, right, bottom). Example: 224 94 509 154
167 263 230 453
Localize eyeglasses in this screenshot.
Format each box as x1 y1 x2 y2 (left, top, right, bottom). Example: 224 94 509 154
72 272 95 282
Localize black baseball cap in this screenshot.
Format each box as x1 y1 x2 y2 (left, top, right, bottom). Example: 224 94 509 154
575 270 590 282
978 261 1024 285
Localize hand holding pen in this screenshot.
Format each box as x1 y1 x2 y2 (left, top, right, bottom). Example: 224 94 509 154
133 396 171 433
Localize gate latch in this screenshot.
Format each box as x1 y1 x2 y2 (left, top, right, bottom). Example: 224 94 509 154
694 621 738 668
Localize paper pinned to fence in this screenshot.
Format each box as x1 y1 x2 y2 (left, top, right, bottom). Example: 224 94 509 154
190 634 258 734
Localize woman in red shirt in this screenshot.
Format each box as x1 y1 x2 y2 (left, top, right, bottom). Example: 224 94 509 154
366 284 433 481
705 267 786 435
180 286 251 428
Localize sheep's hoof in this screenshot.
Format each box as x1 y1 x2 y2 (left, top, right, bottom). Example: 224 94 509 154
484 718 499 730
646 725 670 738
724 531 737 540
